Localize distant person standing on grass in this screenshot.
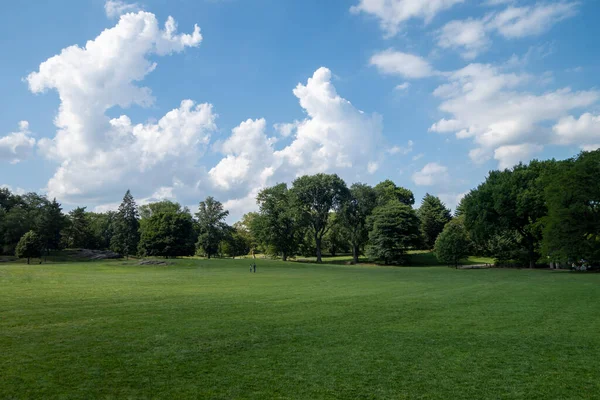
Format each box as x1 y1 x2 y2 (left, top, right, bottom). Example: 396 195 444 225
250 264 253 273
253 263 256 273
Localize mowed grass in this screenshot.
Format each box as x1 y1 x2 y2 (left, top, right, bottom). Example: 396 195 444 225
1 259 599 399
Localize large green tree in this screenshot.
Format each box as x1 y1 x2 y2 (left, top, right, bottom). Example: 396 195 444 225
434 218 471 268
0 192 48 255
291 174 349 263
374 180 415 206
367 201 421 265
462 160 554 268
542 150 600 265
87 211 117 250
418 194 452 249
139 200 182 220
111 190 140 258
196 197 229 259
254 184 303 261
16 231 43 264
340 183 378 264
138 209 196 258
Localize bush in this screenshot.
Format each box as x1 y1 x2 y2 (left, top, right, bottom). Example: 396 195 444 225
434 219 471 268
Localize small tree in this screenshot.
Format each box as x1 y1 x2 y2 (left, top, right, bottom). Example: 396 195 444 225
434 219 471 268
16 231 43 264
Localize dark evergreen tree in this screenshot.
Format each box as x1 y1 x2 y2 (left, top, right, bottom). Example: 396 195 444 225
418 194 452 249
367 201 421 265
64 207 92 248
111 190 140 258
37 198 65 258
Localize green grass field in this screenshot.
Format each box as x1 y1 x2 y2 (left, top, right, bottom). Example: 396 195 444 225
2 257 599 399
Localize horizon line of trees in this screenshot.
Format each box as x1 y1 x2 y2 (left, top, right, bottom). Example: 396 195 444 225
2 149 599 269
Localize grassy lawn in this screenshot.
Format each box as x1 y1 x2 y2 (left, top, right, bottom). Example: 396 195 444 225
1 258 599 399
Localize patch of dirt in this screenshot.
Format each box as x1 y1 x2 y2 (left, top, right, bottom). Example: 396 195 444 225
138 260 171 266
73 249 123 260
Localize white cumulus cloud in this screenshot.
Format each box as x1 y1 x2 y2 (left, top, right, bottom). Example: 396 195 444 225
212 67 385 218
27 10 210 205
370 50 438 79
412 162 449 186
553 113 600 150
0 121 36 164
438 2 578 59
429 62 598 168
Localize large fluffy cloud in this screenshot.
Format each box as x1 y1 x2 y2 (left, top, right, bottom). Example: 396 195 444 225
27 10 212 204
553 113 600 151
351 0 465 37
212 67 385 217
429 63 599 168
0 121 36 164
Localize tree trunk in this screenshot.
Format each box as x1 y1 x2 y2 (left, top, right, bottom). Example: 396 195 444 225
282 251 288 262
27 257 30 265
352 244 359 265
315 234 322 263
528 236 535 269
207 253 211 259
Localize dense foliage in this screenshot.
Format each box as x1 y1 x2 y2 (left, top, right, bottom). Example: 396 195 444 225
138 207 196 258
2 149 599 267
366 201 421 265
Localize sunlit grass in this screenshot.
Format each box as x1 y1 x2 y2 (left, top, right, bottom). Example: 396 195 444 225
1 258 598 399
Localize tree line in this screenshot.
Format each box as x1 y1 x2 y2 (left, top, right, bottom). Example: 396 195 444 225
0 177 452 265
2 149 598 268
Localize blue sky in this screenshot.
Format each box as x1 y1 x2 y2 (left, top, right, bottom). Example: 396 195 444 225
1 0 599 219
